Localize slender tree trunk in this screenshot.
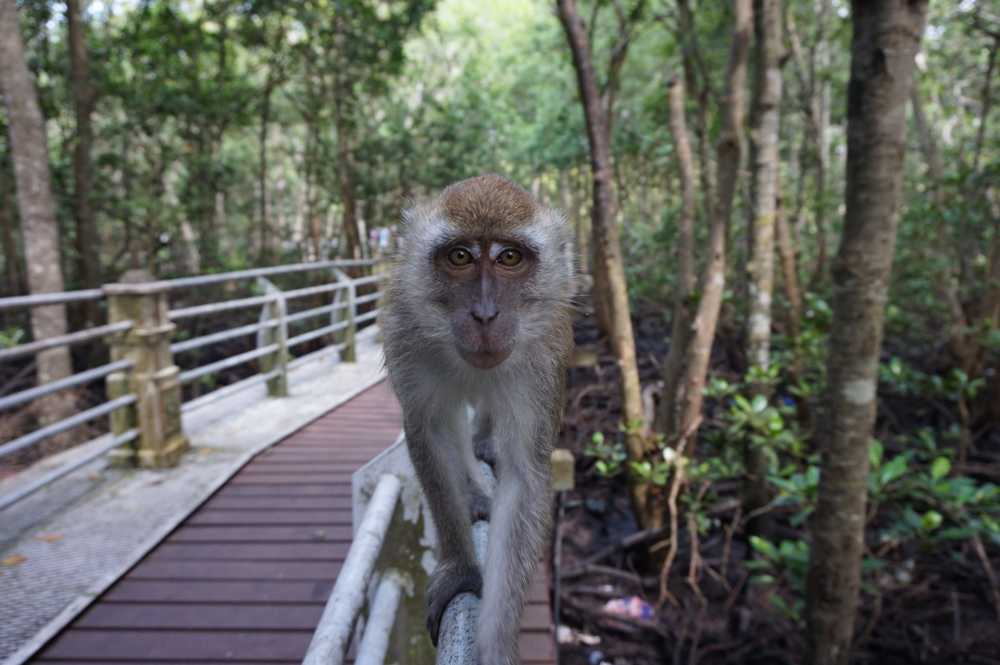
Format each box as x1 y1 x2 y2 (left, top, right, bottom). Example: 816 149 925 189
657 76 697 437
972 36 998 174
910 85 971 369
0 0 75 429
557 0 650 525
775 196 802 349
258 83 274 264
744 0 783 537
667 0 752 462
66 0 98 321
805 4 927 665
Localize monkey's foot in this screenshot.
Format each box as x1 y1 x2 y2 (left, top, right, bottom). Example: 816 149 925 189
469 490 491 522
474 436 497 468
426 559 482 645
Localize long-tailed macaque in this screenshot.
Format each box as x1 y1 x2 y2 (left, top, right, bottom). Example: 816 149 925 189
382 174 575 665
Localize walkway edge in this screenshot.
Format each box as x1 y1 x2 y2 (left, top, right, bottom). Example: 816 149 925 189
1 373 389 665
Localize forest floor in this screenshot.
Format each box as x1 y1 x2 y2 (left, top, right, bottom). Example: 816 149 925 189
554 309 1000 665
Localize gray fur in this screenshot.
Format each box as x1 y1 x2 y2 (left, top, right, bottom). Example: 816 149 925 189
381 176 574 665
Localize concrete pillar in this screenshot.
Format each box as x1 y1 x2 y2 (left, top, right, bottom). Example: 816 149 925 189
333 268 357 363
104 269 188 467
257 277 289 397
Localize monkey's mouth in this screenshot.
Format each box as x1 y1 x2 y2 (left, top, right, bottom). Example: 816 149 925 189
459 347 512 370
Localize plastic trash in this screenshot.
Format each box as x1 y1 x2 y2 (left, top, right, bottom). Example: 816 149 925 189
602 595 655 621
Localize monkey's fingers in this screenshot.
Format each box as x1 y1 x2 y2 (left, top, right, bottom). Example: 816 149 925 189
426 562 483 646
469 491 491 522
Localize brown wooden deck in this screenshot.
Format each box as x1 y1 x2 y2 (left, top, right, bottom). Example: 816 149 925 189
29 380 555 664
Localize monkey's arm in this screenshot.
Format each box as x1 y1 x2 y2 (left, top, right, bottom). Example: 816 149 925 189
403 410 482 644
476 424 553 665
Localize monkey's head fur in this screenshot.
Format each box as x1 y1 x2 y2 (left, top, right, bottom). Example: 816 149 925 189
382 174 575 380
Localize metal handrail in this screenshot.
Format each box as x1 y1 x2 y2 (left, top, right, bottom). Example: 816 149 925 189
285 301 349 326
179 344 278 385
0 320 133 363
163 259 375 290
168 293 278 321
436 462 493 664
287 342 346 371
287 321 349 349
282 281 347 301
303 473 402 665
0 359 134 412
354 291 382 306
0 394 137 460
170 320 278 355
0 288 104 311
0 257 385 517
0 429 139 511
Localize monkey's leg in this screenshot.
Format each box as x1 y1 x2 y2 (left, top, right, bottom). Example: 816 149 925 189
404 413 482 645
477 444 552 665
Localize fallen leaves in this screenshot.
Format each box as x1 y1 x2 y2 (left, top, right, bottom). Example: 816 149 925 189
2 554 26 566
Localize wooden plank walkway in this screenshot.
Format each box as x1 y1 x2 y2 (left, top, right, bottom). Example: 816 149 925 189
29 380 555 664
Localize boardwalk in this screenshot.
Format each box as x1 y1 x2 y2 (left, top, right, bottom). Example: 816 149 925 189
28 381 555 664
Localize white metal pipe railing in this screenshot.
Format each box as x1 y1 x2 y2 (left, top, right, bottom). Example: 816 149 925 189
0 394 137 460
181 369 281 413
435 462 493 665
0 288 104 311
353 292 382 306
285 301 349 326
351 274 384 288
282 282 348 301
168 293 278 321
355 310 379 325
162 259 375 290
287 343 346 371
170 320 279 355
287 321 350 349
353 571 405 665
0 428 139 511
0 359 134 412
303 473 402 665
0 259 384 518
178 345 278 385
0 320 133 362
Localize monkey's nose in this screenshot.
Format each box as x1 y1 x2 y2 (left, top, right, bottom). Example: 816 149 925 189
470 302 499 325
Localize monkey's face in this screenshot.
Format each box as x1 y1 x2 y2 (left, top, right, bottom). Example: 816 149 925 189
432 238 536 370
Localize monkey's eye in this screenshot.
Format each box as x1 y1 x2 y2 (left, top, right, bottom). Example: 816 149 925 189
497 248 523 267
447 247 474 266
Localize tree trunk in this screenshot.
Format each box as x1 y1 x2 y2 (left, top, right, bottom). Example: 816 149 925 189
557 0 650 526
805 4 927 665
744 0 783 536
0 0 75 426
66 0 98 324
258 83 273 264
667 0 752 462
657 76 697 438
775 196 802 352
0 166 26 295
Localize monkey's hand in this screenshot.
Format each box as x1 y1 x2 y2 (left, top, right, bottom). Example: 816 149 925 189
426 557 482 645
473 435 497 468
469 488 491 522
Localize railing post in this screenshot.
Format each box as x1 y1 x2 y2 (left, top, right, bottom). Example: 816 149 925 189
332 268 357 363
256 277 289 397
103 269 188 468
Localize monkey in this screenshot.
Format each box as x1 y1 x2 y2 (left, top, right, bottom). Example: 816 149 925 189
381 174 575 665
